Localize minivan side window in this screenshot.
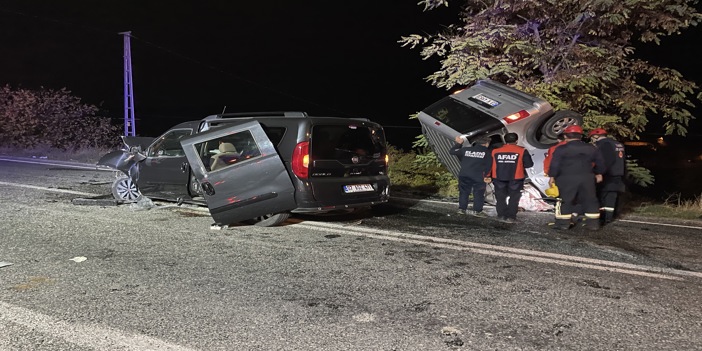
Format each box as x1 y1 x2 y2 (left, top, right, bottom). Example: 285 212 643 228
197 129 262 172
260 126 286 147
148 129 192 157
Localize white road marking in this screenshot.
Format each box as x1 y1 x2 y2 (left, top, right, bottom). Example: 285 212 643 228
620 219 702 230
296 221 702 281
0 302 197 351
0 181 97 197
1 180 699 281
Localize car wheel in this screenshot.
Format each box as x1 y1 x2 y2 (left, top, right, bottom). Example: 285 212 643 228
111 176 142 202
540 110 583 139
243 212 290 227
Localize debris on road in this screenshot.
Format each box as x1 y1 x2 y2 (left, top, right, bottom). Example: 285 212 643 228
71 194 120 206
69 257 87 263
0 261 13 268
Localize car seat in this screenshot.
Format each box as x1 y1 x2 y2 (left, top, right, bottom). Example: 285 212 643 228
210 142 239 171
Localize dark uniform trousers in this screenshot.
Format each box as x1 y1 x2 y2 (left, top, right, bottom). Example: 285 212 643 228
493 179 524 220
554 174 600 229
458 176 487 212
598 175 625 223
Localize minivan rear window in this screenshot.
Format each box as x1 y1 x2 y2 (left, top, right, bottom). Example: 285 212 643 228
423 96 502 134
310 124 385 160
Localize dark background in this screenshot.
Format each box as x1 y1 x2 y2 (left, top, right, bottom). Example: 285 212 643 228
0 1 460 150
2 1 701 198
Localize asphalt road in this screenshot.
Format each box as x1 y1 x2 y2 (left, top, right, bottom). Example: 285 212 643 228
1 158 701 350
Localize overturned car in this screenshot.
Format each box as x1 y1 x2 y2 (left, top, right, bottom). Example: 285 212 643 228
98 111 390 227
418 79 583 199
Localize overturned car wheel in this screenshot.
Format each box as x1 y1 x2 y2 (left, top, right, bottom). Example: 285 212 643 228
243 212 290 227
540 110 583 139
111 176 142 202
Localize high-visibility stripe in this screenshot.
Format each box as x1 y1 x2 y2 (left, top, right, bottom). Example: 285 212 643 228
584 213 600 219
602 207 615 212
556 214 572 220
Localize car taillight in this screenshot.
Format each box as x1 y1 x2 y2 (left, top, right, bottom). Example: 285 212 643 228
292 141 309 179
502 110 530 124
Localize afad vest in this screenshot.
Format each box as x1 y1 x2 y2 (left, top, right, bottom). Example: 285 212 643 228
491 144 528 181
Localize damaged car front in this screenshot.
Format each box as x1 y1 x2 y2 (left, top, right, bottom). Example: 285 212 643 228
97 135 154 202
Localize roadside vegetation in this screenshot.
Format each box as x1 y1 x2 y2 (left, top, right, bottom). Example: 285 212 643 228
0 85 120 150
631 194 702 220
3 0 702 220
1 84 700 220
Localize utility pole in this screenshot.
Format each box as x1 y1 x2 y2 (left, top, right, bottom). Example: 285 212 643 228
119 31 136 136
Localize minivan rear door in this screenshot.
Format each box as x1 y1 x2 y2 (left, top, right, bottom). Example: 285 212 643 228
179 120 297 225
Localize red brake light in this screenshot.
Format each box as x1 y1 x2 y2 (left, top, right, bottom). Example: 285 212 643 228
292 141 309 179
503 110 530 124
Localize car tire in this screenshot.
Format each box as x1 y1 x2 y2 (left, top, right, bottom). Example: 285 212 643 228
243 212 291 227
540 110 583 139
111 176 142 202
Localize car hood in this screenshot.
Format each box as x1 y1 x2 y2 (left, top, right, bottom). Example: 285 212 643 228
96 135 150 177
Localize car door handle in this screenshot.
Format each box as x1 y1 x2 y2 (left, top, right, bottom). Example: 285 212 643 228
181 162 188 173
201 182 215 196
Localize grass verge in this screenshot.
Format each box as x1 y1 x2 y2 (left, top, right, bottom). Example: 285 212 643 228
630 194 702 220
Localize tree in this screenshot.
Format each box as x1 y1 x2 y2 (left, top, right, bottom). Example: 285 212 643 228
0 85 119 150
400 0 702 138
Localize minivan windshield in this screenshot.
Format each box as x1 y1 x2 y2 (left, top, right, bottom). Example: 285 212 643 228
423 96 502 135
310 124 385 160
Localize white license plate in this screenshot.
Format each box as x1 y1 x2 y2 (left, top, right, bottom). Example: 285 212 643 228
343 184 374 193
471 93 500 107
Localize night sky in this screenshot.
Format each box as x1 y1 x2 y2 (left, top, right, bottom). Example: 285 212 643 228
1 1 700 149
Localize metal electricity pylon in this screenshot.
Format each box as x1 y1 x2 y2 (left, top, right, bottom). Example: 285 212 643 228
119 31 136 136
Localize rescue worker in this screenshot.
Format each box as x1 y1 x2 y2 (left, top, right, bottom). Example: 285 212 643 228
449 135 492 217
588 128 626 225
543 132 567 177
548 125 606 230
488 132 533 223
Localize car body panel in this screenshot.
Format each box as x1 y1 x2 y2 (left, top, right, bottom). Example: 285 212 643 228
418 79 577 196
97 149 146 180
137 128 194 197
98 112 390 225
180 120 297 225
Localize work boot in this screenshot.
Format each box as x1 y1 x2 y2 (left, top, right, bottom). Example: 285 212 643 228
456 209 466 215
471 211 489 218
583 213 601 231
552 218 570 230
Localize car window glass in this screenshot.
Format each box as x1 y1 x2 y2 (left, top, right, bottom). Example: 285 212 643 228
260 126 286 146
198 129 262 172
423 96 496 133
148 129 192 157
310 124 386 160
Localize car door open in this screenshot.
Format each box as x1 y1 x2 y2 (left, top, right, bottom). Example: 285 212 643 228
180 120 297 225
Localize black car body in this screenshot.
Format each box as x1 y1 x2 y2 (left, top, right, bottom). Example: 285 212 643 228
98 112 390 226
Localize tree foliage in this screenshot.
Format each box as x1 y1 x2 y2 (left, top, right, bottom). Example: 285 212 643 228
0 85 119 150
400 0 702 138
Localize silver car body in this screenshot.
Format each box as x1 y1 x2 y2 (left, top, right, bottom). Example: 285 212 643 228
418 79 582 195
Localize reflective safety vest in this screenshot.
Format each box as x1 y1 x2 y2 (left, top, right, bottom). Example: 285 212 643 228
490 144 533 181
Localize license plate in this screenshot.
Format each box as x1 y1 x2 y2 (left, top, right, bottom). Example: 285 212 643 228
469 93 500 107
343 184 374 193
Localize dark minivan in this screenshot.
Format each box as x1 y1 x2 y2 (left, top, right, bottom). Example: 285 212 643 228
98 111 390 227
